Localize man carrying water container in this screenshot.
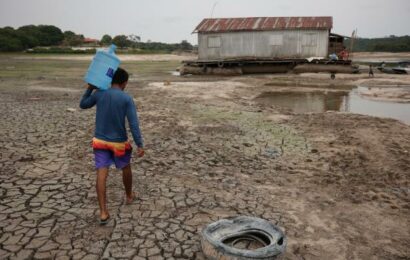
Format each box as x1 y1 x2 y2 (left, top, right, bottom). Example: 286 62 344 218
80 68 144 225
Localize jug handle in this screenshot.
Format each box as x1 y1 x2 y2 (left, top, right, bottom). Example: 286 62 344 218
108 44 117 54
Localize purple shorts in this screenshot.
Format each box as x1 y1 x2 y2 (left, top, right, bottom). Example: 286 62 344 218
94 149 132 169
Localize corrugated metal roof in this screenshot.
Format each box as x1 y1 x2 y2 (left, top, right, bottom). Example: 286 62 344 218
194 17 333 33
330 32 350 39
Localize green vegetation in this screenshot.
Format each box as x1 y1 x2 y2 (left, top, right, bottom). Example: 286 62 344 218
0 25 64 51
112 35 130 49
0 54 180 80
29 47 96 54
0 25 194 54
26 48 180 55
136 40 193 53
62 31 84 46
111 34 194 52
0 57 89 79
191 104 310 156
348 35 410 52
100 34 112 46
1 23 409 54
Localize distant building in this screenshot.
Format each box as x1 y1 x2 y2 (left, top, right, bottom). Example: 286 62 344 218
83 38 99 45
194 17 339 61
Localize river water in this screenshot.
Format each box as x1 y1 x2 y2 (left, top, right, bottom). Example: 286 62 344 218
255 86 410 124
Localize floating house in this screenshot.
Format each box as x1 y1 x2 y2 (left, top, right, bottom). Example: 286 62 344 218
194 17 338 61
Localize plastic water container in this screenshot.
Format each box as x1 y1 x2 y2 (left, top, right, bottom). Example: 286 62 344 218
84 44 120 90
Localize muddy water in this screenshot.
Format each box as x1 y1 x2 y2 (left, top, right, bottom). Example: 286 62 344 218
255 86 410 124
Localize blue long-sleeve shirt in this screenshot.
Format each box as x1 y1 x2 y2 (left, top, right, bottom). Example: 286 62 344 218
79 88 144 148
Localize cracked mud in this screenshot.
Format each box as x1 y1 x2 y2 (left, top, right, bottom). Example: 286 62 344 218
0 55 409 259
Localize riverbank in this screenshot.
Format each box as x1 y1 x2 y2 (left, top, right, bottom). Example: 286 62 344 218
0 54 409 259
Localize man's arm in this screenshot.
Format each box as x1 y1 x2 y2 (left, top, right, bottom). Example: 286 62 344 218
79 85 97 109
126 98 144 148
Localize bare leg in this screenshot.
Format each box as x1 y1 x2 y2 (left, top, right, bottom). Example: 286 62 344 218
122 164 136 203
96 167 109 219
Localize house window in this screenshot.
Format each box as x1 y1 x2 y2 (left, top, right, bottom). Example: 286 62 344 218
208 36 221 48
270 35 283 46
302 34 317 46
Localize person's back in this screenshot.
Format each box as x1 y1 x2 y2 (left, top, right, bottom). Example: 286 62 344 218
80 78 143 148
89 88 139 144
79 67 144 225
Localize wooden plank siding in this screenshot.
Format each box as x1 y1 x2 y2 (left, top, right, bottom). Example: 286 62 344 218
198 30 330 60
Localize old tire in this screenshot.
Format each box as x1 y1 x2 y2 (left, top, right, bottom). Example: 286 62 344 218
201 216 286 260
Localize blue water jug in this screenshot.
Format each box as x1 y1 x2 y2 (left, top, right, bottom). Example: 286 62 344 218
84 44 120 90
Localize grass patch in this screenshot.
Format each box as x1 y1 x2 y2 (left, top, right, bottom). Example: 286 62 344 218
0 55 180 80
191 104 309 157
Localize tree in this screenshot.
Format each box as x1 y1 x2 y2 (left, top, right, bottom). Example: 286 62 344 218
63 31 84 46
16 32 39 48
0 35 23 51
179 40 193 51
0 27 24 51
0 25 84 51
37 25 64 46
127 34 141 43
63 31 76 38
17 25 40 48
127 35 141 48
100 34 112 46
112 35 130 49
346 35 410 52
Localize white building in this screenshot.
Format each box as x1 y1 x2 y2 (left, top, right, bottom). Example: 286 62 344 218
194 17 333 61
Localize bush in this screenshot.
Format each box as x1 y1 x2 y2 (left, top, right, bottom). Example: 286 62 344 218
28 47 96 54
37 25 64 46
0 25 65 52
112 35 131 49
0 24 195 54
347 35 410 52
63 31 84 46
100 35 112 46
0 35 23 51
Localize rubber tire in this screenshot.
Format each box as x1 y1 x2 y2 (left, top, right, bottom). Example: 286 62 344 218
201 216 287 260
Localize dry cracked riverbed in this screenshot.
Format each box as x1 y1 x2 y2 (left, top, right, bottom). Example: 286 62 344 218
0 55 409 260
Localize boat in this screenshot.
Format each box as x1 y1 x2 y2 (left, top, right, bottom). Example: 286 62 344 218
378 61 409 74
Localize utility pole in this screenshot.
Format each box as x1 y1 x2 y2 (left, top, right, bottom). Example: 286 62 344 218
349 29 357 60
210 1 219 18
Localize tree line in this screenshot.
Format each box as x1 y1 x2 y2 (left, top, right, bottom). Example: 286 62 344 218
0 24 194 52
100 34 193 52
0 25 66 51
347 35 410 52
3 24 409 53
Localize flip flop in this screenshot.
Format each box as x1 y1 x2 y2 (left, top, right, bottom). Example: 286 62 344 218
99 216 110 225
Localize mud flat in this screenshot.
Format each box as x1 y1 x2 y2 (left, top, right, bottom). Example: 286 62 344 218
0 54 409 259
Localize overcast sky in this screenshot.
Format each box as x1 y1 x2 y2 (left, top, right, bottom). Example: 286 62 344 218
0 0 409 43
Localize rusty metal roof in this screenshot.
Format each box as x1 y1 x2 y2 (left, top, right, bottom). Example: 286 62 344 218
194 17 333 33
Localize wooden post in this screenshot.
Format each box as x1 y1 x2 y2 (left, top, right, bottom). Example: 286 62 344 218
348 29 357 60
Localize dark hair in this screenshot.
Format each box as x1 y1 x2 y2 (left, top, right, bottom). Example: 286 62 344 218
112 67 129 84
